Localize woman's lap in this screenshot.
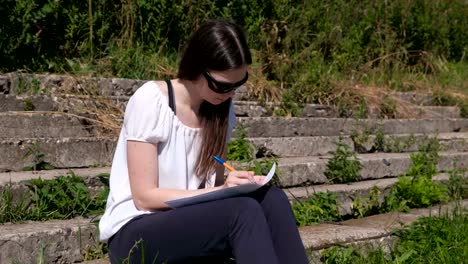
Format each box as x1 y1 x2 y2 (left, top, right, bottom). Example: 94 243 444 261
108 186 291 264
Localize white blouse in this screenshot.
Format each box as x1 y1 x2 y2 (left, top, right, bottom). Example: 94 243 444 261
99 81 235 242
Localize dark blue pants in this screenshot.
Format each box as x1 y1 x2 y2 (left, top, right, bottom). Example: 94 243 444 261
108 185 309 264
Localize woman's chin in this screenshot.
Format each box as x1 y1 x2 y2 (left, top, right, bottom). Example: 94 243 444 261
206 97 227 105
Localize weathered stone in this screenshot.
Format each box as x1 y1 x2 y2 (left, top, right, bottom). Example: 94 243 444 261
248 136 351 157
0 218 98 264
0 94 58 112
393 91 434 106
285 174 454 216
248 132 468 157
239 117 468 137
300 200 468 254
0 112 98 139
274 152 468 186
0 167 110 185
0 138 116 171
300 224 388 250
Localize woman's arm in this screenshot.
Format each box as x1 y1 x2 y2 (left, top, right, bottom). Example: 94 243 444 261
127 141 254 211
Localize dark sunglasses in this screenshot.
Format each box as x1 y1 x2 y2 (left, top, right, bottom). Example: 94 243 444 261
203 71 248 94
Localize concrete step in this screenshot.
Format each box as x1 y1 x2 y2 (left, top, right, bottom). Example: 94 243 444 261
0 93 336 118
8 112 464 139
249 132 468 157
0 217 98 264
304 200 468 262
239 117 468 138
2 131 466 172
393 91 434 106
0 137 116 172
0 112 100 139
1 134 466 182
259 151 468 187
1 93 461 119
285 173 458 216
1 200 465 264
1 167 463 219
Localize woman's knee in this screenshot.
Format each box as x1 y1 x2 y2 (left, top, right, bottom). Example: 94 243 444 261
228 196 263 215
264 186 289 205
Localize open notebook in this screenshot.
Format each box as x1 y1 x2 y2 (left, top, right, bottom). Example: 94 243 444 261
167 163 277 208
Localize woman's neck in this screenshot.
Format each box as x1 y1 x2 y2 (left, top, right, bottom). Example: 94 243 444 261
175 79 204 113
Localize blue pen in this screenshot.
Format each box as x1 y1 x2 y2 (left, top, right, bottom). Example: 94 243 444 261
213 156 236 171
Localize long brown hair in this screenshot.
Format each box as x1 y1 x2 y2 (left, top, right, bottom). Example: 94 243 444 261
177 20 252 180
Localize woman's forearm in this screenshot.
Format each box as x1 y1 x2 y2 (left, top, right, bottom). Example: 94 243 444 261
133 185 224 211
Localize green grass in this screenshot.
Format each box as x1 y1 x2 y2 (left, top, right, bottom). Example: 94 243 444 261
0 173 108 223
321 205 468 263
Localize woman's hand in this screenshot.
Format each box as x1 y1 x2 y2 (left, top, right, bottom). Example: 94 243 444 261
223 170 256 187
223 171 267 187
253 176 266 185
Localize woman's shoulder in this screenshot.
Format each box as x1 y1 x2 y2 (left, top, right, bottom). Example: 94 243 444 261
132 81 165 98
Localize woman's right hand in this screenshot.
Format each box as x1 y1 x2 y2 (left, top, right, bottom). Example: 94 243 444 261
223 170 256 188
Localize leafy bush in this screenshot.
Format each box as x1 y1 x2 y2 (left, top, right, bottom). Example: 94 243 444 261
324 137 363 183
0 173 108 223
227 126 255 162
292 192 341 226
1 0 467 106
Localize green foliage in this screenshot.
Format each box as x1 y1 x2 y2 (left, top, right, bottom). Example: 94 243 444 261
23 98 35 111
0 184 31 223
391 175 448 209
447 168 468 200
292 192 341 226
1 0 467 105
432 90 468 118
321 209 468 263
352 186 382 218
324 137 363 183
27 174 106 219
227 126 254 162
83 242 109 261
383 138 448 211
356 98 368 119
0 173 108 223
22 142 55 171
379 95 397 119
374 128 386 152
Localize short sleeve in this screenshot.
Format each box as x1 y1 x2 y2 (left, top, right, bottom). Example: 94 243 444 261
123 82 170 143
226 101 236 141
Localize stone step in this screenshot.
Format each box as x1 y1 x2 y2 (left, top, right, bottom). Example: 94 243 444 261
304 200 468 262
1 168 463 219
0 112 100 139
0 93 336 118
1 132 466 182
285 173 457 216
1 93 461 119
249 132 468 157
0 217 98 264
3 110 467 139
2 131 466 172
239 117 468 137
0 167 110 185
1 200 465 264
0 137 116 172
392 91 434 106
263 151 468 187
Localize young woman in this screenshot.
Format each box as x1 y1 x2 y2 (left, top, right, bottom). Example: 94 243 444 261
99 20 309 264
